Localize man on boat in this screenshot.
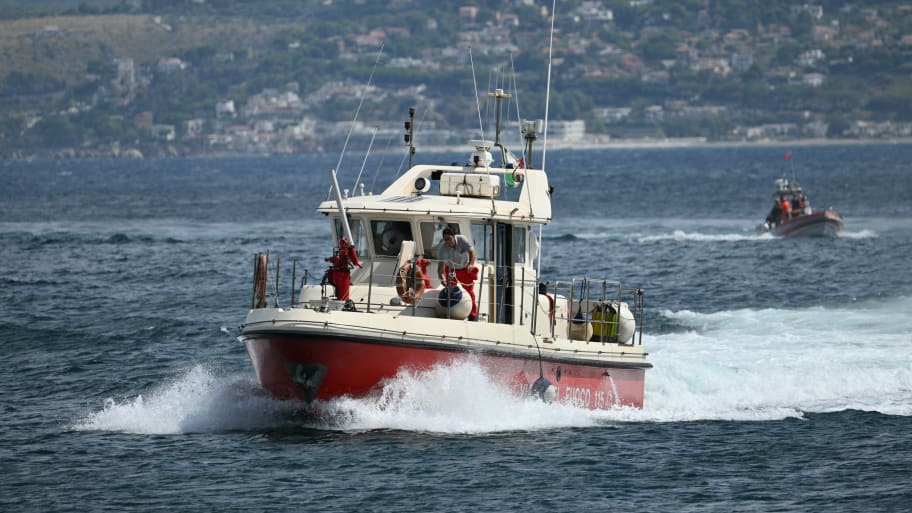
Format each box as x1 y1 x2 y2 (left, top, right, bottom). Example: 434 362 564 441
789 182 807 217
437 227 478 321
780 195 792 224
325 237 362 301
766 198 782 227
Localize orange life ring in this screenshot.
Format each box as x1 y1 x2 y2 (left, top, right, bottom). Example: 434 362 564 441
395 263 426 305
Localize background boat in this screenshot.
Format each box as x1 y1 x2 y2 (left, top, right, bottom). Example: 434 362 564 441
761 209 844 237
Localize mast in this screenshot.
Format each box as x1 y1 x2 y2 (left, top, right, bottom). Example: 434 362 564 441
488 88 511 166
404 107 416 169
329 169 354 244
521 119 542 168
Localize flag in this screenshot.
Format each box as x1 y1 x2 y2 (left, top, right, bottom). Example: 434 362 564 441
784 152 792 161
506 150 525 169
505 151 523 187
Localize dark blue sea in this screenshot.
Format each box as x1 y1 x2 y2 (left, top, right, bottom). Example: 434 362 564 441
2 144 911 512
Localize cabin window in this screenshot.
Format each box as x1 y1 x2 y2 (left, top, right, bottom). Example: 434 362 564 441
470 222 494 262
419 220 460 258
333 217 367 256
370 220 413 257
513 226 527 264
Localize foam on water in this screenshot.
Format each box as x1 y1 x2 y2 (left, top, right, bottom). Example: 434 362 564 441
838 228 877 239
555 228 875 243
72 365 302 435
642 296 912 421
637 229 771 243
74 297 910 434
72 361 603 435
312 360 601 433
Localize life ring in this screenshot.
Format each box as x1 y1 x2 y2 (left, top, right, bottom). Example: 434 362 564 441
395 263 426 304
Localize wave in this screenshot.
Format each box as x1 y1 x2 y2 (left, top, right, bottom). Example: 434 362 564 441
561 227 877 243
71 365 304 435
637 229 770 242
543 233 580 242
71 362 602 435
71 297 911 434
642 297 912 420
838 229 877 239
0 219 326 244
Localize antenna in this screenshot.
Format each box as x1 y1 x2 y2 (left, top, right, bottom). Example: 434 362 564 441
352 127 378 192
537 0 557 275
509 53 524 146
368 131 395 194
404 107 416 169
521 119 542 168
785 150 797 183
541 0 556 172
329 169 354 244
487 88 512 167
327 44 383 200
469 47 486 143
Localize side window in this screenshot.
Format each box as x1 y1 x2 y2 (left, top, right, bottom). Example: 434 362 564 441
470 222 494 262
420 220 459 258
333 217 367 256
370 220 413 257
512 226 527 263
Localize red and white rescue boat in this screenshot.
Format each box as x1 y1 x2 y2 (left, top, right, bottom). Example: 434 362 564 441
240 93 651 410
758 177 843 237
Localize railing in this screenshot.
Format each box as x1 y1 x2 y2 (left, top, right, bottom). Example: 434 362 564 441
533 278 645 346
250 252 645 346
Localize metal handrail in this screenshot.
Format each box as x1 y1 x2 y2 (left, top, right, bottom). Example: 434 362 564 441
250 252 645 345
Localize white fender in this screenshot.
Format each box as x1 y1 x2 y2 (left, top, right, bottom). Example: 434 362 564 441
616 302 637 343
434 285 472 320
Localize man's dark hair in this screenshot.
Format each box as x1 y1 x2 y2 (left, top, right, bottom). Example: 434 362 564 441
442 227 455 237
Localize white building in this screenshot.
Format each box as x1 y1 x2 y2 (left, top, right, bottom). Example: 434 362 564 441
548 120 586 140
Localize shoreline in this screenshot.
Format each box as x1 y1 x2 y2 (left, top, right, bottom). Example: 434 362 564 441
421 136 912 153
3 137 912 160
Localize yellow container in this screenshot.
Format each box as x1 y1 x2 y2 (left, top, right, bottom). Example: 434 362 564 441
591 304 618 338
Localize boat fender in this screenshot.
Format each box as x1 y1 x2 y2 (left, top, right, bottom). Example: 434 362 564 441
538 283 555 321
568 310 593 341
531 376 557 403
437 284 463 307
435 285 472 319
395 263 427 305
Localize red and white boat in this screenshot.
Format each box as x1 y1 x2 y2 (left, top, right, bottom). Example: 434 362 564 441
239 93 650 410
758 178 843 237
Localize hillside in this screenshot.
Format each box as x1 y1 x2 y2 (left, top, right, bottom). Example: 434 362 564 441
1 0 911 157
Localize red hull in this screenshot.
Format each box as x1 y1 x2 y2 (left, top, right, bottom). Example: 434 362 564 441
242 335 646 409
766 210 843 237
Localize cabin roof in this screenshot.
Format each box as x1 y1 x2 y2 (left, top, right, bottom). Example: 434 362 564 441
317 163 553 223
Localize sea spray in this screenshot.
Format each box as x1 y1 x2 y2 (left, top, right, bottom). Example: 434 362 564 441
72 365 300 435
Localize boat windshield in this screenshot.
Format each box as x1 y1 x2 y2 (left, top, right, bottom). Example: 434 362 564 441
418 221 460 258
470 223 494 261
333 217 368 256
370 220 414 257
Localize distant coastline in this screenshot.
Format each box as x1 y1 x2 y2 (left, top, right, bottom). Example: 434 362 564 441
5 136 912 161
420 136 912 154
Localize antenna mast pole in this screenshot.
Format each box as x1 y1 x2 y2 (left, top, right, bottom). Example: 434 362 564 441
405 107 416 169
488 89 511 164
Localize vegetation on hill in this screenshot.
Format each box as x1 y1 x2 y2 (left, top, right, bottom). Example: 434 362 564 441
1 0 910 156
